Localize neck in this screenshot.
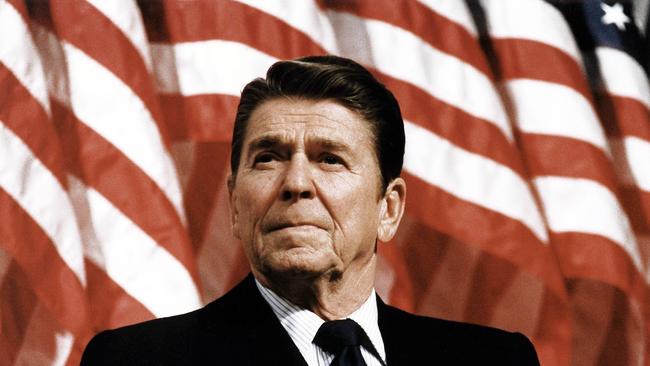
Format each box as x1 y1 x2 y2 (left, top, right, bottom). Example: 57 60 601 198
256 256 377 320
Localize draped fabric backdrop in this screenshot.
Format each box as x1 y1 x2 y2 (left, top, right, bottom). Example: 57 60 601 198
1 0 650 364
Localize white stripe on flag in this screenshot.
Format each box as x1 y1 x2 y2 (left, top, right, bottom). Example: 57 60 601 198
596 46 650 108
239 0 513 141
86 0 153 72
0 122 86 285
325 10 514 142
0 0 50 114
506 79 610 153
624 136 650 191
30 23 70 107
534 176 642 271
12 303 75 366
62 41 185 222
403 120 548 242
52 331 74 366
233 0 340 53
151 40 277 96
480 0 582 62
417 0 478 35
70 177 201 317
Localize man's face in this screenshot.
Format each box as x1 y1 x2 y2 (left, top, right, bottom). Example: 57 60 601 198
229 99 389 281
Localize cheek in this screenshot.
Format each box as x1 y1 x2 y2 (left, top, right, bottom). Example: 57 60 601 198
317 177 381 234
238 196 265 231
237 176 281 222
316 172 361 198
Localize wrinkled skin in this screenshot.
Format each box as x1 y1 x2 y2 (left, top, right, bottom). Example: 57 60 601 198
229 99 406 319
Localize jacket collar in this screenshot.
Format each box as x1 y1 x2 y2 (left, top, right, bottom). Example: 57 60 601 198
204 273 309 365
377 295 411 365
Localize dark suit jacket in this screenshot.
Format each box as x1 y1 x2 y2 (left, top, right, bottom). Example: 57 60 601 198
81 274 539 365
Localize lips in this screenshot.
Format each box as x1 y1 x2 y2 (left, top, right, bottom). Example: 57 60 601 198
265 221 324 233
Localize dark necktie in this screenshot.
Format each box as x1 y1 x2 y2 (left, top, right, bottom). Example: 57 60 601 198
313 319 370 366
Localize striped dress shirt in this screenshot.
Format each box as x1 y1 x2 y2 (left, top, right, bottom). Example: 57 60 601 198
255 280 386 366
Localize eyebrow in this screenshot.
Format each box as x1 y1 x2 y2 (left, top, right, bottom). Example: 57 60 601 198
246 135 352 154
248 136 283 151
315 139 350 152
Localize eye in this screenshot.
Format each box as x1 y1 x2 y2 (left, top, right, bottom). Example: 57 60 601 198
253 152 278 166
319 154 344 166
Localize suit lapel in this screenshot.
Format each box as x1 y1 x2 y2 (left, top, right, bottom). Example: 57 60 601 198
377 296 411 365
227 274 308 365
248 312 308 365
378 296 454 365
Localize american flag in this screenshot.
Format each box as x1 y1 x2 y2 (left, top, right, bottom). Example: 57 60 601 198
1 0 648 364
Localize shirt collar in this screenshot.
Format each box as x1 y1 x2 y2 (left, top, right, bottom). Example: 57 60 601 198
255 279 386 363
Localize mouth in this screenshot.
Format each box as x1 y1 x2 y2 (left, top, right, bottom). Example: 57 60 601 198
267 222 322 233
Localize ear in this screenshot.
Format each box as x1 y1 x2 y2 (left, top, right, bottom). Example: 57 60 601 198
227 174 241 240
377 177 406 242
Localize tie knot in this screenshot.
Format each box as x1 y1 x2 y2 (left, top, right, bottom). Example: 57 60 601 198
313 319 367 354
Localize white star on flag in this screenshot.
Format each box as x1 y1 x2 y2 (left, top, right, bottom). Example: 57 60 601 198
601 2 630 30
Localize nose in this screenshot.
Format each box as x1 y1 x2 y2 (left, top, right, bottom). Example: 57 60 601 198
280 154 314 201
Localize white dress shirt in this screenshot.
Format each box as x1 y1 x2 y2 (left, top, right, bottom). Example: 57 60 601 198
256 280 386 366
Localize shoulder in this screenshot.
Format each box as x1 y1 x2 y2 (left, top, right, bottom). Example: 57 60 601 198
80 306 202 365
379 303 540 365
80 275 261 365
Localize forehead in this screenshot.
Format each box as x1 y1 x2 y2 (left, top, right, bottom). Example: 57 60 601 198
244 99 375 146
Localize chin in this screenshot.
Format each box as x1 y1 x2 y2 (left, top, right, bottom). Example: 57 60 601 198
260 253 340 281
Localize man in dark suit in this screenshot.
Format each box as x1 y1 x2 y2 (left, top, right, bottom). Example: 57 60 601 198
81 55 540 365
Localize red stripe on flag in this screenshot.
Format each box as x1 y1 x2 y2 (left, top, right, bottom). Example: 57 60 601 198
0 188 91 342
317 0 492 78
389 219 448 313
85 259 154 331
552 232 646 303
597 92 650 237
396 208 571 365
0 64 67 187
0 261 37 366
620 187 650 235
7 0 29 20
44 0 171 147
493 38 592 101
183 142 231 250
599 94 650 141
160 94 239 142
518 133 620 196
462 254 520 325
404 172 567 299
596 290 635 366
154 0 325 58
535 286 573 366
376 238 416 312
51 100 200 285
376 71 525 176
